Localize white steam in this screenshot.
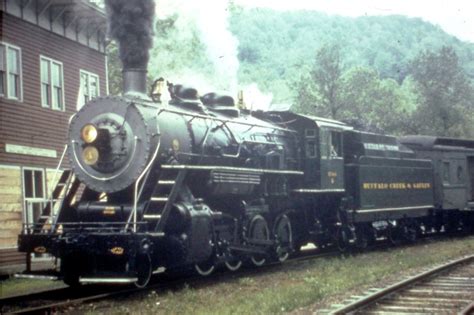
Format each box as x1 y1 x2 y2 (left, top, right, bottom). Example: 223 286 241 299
153 0 273 110
242 83 273 111
155 0 239 93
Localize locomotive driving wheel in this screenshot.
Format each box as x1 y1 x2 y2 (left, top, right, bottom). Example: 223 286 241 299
249 215 270 266
134 253 152 288
194 259 216 276
224 256 243 272
273 214 293 262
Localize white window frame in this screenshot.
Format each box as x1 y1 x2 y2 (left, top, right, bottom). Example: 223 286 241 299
40 55 65 111
78 69 100 109
0 42 23 101
22 167 47 227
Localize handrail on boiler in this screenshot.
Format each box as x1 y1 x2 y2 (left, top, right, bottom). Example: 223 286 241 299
128 141 160 232
126 108 164 232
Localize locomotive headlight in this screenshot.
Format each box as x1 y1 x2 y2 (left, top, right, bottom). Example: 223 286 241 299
81 124 98 143
82 146 99 165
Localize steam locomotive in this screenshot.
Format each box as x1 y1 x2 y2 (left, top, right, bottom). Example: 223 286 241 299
18 69 474 287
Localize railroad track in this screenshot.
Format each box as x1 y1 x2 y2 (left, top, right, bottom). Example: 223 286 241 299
325 254 474 314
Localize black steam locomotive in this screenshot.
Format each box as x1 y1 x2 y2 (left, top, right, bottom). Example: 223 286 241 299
18 69 474 287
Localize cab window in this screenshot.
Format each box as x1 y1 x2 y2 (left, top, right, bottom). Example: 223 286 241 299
305 128 318 158
330 131 342 157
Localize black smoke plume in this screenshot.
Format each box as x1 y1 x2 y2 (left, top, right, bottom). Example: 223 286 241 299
105 0 155 69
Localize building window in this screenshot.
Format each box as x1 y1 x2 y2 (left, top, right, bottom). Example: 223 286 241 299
40 56 64 110
22 168 46 227
0 42 22 100
78 70 100 109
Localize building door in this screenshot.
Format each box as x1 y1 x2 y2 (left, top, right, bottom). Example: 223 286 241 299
22 168 46 228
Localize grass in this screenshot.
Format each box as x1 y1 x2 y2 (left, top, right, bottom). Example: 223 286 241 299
75 236 474 314
0 278 65 298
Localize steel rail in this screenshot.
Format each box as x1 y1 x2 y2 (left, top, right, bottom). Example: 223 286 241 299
329 254 474 314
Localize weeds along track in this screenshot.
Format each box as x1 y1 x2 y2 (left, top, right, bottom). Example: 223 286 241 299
326 254 474 314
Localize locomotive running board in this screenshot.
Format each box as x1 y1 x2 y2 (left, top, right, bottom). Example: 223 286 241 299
161 164 304 176
292 189 346 193
15 273 58 280
79 277 138 284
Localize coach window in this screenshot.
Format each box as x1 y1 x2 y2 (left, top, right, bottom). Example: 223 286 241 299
40 56 64 111
22 168 46 228
457 165 463 182
0 42 22 101
78 70 100 110
443 161 450 184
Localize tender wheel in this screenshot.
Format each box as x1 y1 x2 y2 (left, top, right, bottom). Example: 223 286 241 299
355 230 368 250
273 214 293 262
336 226 351 252
249 215 269 266
403 224 418 243
134 253 152 288
355 225 375 250
194 259 215 276
388 223 402 246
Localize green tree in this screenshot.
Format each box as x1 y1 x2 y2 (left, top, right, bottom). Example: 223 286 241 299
311 43 343 119
336 66 413 134
409 46 473 136
106 41 122 95
293 43 343 118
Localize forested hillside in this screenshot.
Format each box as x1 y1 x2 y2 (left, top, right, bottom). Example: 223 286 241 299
230 7 474 103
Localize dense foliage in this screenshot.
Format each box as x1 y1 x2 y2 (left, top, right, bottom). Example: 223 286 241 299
107 6 474 137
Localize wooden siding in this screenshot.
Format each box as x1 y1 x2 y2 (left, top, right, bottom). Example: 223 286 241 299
0 12 107 169
0 166 22 248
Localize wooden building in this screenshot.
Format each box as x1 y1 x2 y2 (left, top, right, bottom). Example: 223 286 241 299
0 0 107 260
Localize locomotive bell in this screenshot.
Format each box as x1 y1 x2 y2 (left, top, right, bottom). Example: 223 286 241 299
151 77 166 102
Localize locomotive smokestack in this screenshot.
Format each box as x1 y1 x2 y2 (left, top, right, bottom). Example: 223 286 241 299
122 69 148 95
104 0 155 95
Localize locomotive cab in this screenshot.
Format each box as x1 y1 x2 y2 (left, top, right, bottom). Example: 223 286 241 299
266 111 350 190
